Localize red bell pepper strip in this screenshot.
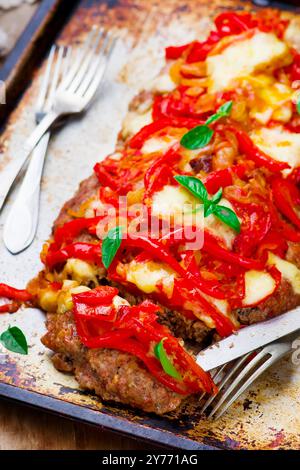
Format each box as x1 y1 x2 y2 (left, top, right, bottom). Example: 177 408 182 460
270 202 300 242
232 202 272 258
290 53 300 82
45 242 102 269
74 286 118 307
256 231 288 263
143 145 181 201
0 283 32 314
226 126 290 173
185 36 220 63
203 168 233 194
165 43 190 60
215 12 256 35
203 231 264 270
202 164 250 194
174 278 235 337
272 177 300 230
129 117 203 149
54 217 104 246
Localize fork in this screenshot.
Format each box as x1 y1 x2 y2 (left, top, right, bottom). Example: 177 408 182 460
2 28 116 253
0 28 116 214
23 28 117 156
2 45 69 254
200 329 300 420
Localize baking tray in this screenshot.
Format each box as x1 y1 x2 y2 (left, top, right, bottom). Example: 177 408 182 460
0 0 300 451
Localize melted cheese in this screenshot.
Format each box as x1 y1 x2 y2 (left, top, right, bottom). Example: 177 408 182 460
63 259 98 285
122 110 152 138
268 253 300 295
141 136 177 154
206 32 291 93
251 126 300 171
243 270 276 306
284 18 300 52
152 73 176 93
57 283 91 314
152 185 196 217
246 76 293 125
124 260 176 296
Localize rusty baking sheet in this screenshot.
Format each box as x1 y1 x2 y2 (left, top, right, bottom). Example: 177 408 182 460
0 0 300 450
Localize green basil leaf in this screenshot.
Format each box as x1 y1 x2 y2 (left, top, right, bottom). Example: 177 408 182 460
102 226 123 269
218 100 233 116
174 175 208 202
213 205 241 233
0 326 28 355
211 187 223 205
205 113 221 125
154 338 182 380
180 125 214 150
204 201 215 217
297 97 300 115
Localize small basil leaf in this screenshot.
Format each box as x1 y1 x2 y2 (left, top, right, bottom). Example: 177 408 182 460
154 338 182 380
102 226 123 269
180 125 214 150
204 202 215 217
0 326 28 355
218 100 233 116
211 187 223 205
297 97 300 115
174 175 208 202
213 205 241 233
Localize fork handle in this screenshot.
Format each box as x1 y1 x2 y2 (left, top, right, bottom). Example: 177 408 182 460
3 133 50 254
23 110 58 156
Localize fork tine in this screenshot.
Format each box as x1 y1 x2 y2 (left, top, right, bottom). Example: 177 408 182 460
206 349 269 418
201 353 253 413
45 45 65 111
81 36 117 102
67 27 105 94
76 32 110 97
211 353 283 420
36 45 56 110
62 46 72 80
60 27 98 91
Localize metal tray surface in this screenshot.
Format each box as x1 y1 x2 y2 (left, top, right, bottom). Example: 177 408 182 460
0 0 299 450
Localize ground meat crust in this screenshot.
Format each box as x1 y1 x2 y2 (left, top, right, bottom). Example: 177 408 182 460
42 311 184 414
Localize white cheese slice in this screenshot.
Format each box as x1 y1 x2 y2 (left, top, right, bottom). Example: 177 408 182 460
206 32 290 93
124 260 176 296
268 253 300 295
251 126 300 171
243 270 276 306
122 110 152 138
